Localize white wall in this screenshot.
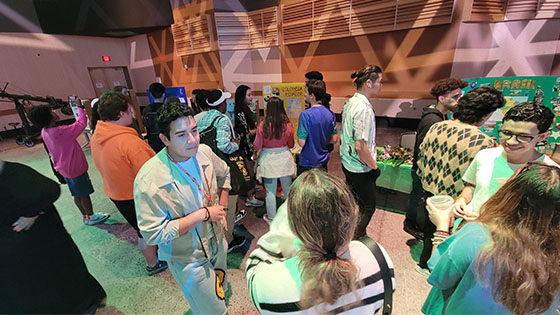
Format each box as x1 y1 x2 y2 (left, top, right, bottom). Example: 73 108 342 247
0 32 156 130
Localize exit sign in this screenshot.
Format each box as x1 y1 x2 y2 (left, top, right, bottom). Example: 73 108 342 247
102 55 111 62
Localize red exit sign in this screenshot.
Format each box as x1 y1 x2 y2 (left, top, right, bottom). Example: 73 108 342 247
102 55 111 62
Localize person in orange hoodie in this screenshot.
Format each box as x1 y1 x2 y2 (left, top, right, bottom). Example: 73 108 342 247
91 92 167 276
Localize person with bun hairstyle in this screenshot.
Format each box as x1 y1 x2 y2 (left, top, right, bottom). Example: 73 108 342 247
422 162 560 314
340 65 383 239
246 169 395 314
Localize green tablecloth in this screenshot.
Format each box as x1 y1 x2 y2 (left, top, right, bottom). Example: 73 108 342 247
376 161 413 194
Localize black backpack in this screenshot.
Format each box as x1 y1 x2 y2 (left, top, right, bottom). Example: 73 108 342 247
142 104 164 152
199 116 253 195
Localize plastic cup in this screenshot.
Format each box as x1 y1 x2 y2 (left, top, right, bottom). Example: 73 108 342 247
427 195 454 211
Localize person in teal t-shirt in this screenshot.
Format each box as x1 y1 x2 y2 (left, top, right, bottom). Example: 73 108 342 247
423 162 560 315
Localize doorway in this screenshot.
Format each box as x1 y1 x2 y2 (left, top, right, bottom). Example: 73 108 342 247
88 66 133 97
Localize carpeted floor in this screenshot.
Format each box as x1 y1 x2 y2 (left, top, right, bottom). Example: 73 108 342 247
0 127 432 315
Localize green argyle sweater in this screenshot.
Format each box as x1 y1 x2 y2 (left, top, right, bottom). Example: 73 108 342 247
417 120 496 198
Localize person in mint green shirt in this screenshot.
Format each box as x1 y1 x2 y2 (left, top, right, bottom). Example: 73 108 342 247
423 162 560 315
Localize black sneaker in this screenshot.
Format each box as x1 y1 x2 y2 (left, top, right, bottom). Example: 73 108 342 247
227 235 247 253
146 260 168 276
235 209 247 223
403 221 424 240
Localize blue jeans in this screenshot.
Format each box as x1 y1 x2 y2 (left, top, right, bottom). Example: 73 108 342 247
263 176 292 219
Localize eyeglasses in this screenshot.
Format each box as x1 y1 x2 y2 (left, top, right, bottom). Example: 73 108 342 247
498 130 539 143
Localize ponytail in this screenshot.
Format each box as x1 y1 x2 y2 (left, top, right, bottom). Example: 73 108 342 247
288 170 361 309
298 247 359 308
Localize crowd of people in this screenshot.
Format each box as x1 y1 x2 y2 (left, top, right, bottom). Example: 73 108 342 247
2 64 559 315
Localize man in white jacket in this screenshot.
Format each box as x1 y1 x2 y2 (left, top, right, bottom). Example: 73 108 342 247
134 102 231 314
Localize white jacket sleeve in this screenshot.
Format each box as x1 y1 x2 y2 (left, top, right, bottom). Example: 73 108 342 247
134 177 181 246
245 202 298 310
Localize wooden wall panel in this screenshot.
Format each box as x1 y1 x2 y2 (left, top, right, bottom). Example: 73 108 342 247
281 23 459 100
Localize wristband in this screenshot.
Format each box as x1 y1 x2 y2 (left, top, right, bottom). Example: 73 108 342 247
203 207 210 222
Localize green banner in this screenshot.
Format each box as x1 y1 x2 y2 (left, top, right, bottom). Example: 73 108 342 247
463 76 560 153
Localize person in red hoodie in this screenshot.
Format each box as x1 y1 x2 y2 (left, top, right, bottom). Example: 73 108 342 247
91 92 167 276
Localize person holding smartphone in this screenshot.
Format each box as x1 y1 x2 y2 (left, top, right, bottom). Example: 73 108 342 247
28 99 109 226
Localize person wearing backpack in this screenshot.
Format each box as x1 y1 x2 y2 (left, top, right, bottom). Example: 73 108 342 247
143 82 166 153
197 89 248 252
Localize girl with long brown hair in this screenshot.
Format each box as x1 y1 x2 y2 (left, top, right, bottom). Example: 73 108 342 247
423 162 560 314
253 96 295 222
246 169 395 314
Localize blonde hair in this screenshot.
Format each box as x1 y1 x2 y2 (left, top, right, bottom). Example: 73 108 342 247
476 162 560 314
287 169 360 308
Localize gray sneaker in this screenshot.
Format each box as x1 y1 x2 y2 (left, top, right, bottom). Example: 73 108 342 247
84 213 110 226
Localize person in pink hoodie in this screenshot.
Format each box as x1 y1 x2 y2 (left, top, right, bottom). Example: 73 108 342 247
28 104 109 226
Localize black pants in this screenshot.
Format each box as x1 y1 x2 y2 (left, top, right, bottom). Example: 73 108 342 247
418 191 435 269
111 199 143 238
342 166 381 239
404 169 425 228
297 160 328 176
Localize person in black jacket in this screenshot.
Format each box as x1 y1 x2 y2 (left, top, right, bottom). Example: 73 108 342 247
403 78 468 240
1 160 106 314
143 82 166 152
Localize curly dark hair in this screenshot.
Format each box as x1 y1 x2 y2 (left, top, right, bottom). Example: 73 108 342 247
27 105 54 129
157 101 195 139
430 78 469 99
503 102 554 133
97 92 129 121
350 65 382 89
453 86 505 124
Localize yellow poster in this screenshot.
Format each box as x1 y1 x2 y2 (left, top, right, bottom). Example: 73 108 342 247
263 83 306 133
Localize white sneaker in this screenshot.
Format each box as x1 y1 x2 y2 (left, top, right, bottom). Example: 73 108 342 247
263 214 273 225
84 213 110 226
245 196 264 207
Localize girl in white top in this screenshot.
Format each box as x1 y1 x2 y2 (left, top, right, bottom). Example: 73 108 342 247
253 96 296 222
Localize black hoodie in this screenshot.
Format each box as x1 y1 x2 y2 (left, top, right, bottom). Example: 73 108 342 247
412 106 445 169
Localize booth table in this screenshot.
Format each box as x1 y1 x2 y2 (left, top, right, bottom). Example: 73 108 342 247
376 160 413 194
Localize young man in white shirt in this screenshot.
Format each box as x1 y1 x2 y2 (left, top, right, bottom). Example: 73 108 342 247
452 102 558 221
134 102 231 314
340 65 383 239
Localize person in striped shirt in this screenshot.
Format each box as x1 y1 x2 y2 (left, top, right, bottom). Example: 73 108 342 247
246 169 395 314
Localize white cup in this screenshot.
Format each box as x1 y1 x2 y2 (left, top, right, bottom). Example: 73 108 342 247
427 195 454 211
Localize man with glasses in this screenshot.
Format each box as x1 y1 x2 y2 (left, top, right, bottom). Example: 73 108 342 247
451 102 558 221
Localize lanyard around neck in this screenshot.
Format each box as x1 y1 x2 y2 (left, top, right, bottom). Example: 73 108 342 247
167 152 213 205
